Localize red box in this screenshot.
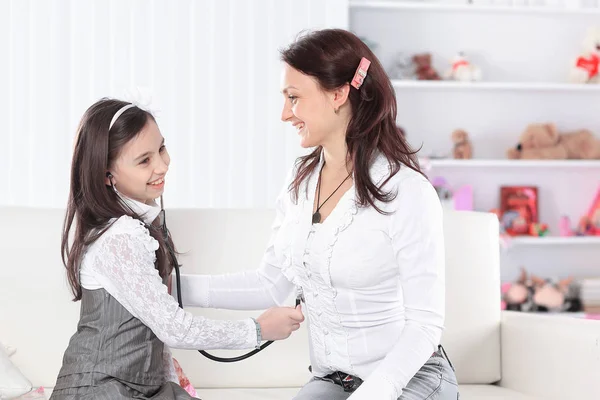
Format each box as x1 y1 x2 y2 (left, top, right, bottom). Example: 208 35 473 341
500 186 539 236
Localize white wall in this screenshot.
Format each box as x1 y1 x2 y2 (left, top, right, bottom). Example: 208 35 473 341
0 0 348 208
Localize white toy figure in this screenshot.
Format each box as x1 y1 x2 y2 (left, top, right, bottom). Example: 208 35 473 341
444 52 482 82
569 27 600 84
387 52 415 80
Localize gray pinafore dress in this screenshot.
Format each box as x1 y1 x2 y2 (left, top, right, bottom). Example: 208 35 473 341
50 288 197 399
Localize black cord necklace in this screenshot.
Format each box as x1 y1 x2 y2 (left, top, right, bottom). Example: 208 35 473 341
312 165 352 224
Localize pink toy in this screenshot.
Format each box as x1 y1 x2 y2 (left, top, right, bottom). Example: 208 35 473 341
559 216 573 237
14 387 46 399
500 282 513 310
173 358 199 398
575 186 600 236
453 185 473 211
431 177 473 211
586 186 600 227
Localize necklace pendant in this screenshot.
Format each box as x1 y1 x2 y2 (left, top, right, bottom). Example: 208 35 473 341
312 211 321 224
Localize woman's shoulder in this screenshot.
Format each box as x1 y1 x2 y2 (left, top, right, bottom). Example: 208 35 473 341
370 154 430 190
370 155 440 214
99 215 159 253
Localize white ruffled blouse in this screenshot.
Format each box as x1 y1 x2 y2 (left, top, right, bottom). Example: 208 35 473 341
79 196 258 383
180 154 446 399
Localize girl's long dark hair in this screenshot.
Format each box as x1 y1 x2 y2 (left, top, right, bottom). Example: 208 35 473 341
62 98 174 301
280 29 423 213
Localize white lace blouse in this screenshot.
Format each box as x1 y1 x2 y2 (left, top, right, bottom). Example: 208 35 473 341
79 196 257 383
180 154 446 399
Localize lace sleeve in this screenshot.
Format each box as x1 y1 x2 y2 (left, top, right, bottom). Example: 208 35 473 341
88 217 257 351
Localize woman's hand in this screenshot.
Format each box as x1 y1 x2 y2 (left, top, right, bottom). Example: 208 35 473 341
256 304 304 341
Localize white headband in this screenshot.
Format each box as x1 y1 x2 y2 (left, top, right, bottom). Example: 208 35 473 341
109 104 137 130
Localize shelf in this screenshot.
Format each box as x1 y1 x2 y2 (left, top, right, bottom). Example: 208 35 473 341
421 159 600 168
508 236 600 245
350 1 600 15
392 80 600 92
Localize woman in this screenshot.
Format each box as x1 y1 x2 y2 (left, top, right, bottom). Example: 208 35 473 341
181 28 458 399
50 98 304 399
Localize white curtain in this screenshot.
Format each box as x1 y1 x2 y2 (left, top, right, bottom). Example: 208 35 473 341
0 0 348 208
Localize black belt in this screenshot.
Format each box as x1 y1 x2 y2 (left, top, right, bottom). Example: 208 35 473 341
318 371 364 393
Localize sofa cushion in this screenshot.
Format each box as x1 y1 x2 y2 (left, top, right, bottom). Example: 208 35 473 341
440 211 501 384
195 385 540 400
44 385 540 400
0 344 32 399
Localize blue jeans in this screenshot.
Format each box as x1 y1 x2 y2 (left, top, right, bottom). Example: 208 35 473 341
293 349 459 400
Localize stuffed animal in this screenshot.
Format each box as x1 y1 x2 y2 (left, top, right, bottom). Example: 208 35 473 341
412 53 441 80
569 27 600 84
388 52 415 80
506 122 600 160
444 52 482 82
451 129 473 159
503 268 582 313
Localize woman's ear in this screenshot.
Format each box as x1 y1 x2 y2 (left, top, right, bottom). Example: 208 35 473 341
331 83 350 113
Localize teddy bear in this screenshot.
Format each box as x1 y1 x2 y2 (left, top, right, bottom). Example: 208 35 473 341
451 129 473 159
444 52 482 82
412 53 441 80
569 26 600 84
506 122 600 160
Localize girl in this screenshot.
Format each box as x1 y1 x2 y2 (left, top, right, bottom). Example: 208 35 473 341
180 29 459 399
50 99 304 399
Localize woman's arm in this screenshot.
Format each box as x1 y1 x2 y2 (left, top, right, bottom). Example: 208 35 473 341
350 174 445 400
178 173 295 311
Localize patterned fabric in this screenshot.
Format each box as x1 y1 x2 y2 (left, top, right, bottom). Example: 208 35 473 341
49 289 196 400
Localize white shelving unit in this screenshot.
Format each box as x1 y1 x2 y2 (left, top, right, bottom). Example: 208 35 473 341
351 1 600 15
392 80 600 92
421 158 600 168
350 0 600 281
509 236 600 245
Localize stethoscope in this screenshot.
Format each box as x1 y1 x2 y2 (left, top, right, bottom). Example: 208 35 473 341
107 175 300 362
157 197 302 363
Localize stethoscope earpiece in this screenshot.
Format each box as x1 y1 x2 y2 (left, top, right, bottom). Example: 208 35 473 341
106 172 117 191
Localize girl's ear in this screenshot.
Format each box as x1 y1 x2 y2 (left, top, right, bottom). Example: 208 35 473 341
105 172 113 187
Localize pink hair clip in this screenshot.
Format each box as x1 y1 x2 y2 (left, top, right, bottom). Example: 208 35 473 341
351 57 371 89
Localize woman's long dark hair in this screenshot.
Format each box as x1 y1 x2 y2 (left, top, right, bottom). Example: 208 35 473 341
280 29 422 213
62 98 174 301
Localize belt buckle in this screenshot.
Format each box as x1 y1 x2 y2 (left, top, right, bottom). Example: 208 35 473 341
337 372 358 393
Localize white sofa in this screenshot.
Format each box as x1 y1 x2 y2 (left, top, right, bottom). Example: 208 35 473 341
1 208 599 399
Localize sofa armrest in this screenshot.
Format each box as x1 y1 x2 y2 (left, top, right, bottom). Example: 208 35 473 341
499 311 600 399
